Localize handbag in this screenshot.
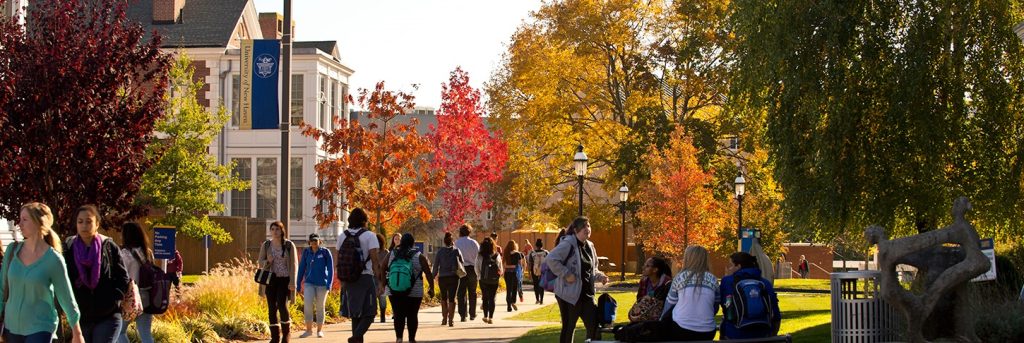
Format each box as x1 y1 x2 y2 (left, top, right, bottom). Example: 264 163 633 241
628 280 670 322
540 244 574 292
121 280 143 322
254 241 274 285
454 249 468 278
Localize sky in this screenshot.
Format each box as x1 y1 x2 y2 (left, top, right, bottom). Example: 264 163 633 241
253 0 545 110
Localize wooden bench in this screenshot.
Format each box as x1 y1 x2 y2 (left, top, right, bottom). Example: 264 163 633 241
588 333 792 343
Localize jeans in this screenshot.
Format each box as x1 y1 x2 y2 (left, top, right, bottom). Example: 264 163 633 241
665 319 716 340
438 276 460 302
266 276 291 326
2 329 53 343
532 275 545 303
557 295 598 343
303 284 329 325
457 267 478 319
82 314 123 343
117 313 153 343
479 282 499 318
504 271 519 310
389 296 423 341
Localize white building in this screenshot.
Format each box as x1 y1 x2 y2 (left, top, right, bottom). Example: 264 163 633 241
125 0 354 240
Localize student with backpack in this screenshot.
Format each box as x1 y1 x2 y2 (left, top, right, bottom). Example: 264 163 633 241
64 205 131 343
719 252 781 340
454 224 480 322
387 233 434 343
258 221 298 343
432 231 464 327
296 233 334 338
527 239 549 304
337 208 384 343
503 240 525 312
475 237 503 324
547 217 609 343
116 222 155 343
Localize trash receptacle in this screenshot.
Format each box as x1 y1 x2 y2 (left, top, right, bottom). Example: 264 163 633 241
831 271 903 342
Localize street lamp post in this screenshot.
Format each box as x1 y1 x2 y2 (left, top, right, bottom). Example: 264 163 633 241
573 144 588 217
618 182 629 281
734 173 746 242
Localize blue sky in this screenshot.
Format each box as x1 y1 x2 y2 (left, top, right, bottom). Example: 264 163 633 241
253 0 544 110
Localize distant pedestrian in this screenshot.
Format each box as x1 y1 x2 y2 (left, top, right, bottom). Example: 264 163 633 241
476 237 503 324
297 233 333 338
1 202 85 343
387 233 434 343
64 205 130 343
798 255 809 279
258 221 297 343
503 240 524 312
374 233 389 323
117 222 154 343
338 208 383 343
547 217 608 343
432 231 464 327
454 224 480 322
527 239 549 304
522 239 534 258
167 250 183 290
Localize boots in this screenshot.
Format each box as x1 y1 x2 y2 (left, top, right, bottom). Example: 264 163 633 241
448 301 456 327
281 322 291 343
441 301 449 325
269 324 280 343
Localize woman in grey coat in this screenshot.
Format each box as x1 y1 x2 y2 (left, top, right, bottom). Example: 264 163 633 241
545 216 608 343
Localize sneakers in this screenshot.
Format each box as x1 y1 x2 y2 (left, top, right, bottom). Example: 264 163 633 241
512 304 518 311
300 331 313 338
317 331 324 338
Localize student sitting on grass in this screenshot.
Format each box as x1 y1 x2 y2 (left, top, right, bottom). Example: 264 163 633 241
719 252 782 340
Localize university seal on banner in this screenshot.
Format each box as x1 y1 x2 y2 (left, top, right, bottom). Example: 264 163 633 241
255 53 277 78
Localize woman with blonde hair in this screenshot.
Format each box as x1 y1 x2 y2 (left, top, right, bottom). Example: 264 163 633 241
1 203 85 343
662 245 719 340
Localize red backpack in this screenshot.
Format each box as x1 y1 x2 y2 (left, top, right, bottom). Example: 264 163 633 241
336 229 368 282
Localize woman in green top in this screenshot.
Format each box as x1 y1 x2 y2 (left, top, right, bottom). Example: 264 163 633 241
1 202 85 343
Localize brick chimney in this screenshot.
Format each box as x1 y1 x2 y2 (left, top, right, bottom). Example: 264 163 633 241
259 12 283 39
153 0 186 24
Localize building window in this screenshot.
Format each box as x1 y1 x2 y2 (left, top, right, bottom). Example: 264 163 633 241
319 74 328 130
230 158 251 217
231 74 241 127
291 75 304 126
256 158 277 219
341 84 349 126
290 157 303 220
728 136 739 150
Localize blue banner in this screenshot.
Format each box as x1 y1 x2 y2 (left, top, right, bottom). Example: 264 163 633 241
240 39 280 130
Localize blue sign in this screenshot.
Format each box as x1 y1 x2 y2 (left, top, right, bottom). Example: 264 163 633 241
415 242 425 253
203 234 212 249
739 228 761 253
239 39 281 130
153 227 176 260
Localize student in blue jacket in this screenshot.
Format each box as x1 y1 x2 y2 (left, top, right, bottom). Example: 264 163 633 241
719 252 782 339
296 233 334 338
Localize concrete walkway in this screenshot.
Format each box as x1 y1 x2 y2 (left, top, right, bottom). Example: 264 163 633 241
291 290 557 343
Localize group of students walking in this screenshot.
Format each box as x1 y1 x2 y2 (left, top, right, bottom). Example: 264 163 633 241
0 203 177 343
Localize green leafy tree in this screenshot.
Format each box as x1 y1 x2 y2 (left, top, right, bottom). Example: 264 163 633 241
730 0 1024 241
137 53 248 243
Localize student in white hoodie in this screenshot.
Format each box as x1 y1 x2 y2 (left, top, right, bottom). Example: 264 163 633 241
117 222 153 343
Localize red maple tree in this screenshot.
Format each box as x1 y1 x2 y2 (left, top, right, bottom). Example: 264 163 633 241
302 82 442 233
428 68 508 230
0 0 170 235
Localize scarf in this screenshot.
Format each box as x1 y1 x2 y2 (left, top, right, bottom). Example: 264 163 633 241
73 234 103 290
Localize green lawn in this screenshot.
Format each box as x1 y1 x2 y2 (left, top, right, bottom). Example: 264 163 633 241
773 278 831 292
510 291 831 342
181 274 200 285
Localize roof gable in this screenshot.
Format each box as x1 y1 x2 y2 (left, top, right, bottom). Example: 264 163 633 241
127 0 252 48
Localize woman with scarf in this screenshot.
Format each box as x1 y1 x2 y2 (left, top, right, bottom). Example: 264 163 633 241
63 205 130 343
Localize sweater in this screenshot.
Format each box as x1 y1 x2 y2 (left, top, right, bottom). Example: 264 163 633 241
665 270 719 333
0 243 81 337
63 236 130 322
544 235 607 305
257 239 297 301
296 247 334 289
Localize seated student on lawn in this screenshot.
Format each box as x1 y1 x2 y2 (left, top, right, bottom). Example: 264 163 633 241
660 245 719 341
719 252 782 339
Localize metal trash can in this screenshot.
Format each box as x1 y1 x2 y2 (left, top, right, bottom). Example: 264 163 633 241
831 271 903 342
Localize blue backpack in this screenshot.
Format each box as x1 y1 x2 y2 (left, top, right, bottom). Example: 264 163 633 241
732 277 773 329
597 293 617 326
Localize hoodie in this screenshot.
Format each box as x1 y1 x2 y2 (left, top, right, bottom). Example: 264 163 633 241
719 267 782 339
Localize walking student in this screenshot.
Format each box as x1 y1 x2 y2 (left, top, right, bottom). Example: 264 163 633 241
797 255 809 279
64 205 130 343
546 217 609 343
117 222 154 343
662 245 719 341
476 237 503 324
527 239 549 304
454 224 480 322
374 233 390 323
1 202 86 343
432 231 464 327
258 221 298 343
297 233 334 338
166 250 183 291
503 240 524 312
386 233 434 343
338 208 383 343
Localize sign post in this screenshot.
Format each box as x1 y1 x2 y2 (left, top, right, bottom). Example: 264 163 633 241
153 226 176 273
203 234 212 274
972 238 996 282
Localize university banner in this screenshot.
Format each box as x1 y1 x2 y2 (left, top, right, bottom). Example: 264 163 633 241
240 39 280 130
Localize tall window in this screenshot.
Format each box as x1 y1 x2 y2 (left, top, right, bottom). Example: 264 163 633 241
290 157 303 220
319 74 329 129
329 81 338 131
230 158 251 217
340 84 349 124
231 74 241 127
256 158 277 219
291 75 304 126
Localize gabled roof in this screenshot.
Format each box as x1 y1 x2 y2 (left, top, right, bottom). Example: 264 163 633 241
295 41 339 58
126 0 250 48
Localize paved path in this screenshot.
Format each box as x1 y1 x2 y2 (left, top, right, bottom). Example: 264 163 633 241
291 290 556 343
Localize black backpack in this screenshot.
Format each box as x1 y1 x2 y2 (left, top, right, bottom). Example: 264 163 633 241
336 229 368 282
479 254 501 285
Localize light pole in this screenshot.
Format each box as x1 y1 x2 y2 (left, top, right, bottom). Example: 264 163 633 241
734 173 746 242
573 144 588 217
618 182 629 281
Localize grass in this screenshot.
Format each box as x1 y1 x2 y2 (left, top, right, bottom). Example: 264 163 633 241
510 291 832 342
773 278 830 292
181 274 200 285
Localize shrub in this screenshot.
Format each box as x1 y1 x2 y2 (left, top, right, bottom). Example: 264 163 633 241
184 259 267 321
179 317 222 343
149 319 192 343
211 314 268 340
974 301 1024 342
